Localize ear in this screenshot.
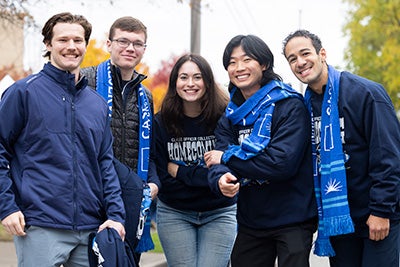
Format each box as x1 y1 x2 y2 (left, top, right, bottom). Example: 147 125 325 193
319 47 327 62
106 39 112 53
45 42 52 53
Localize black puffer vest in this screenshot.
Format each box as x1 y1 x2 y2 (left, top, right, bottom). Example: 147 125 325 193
82 65 153 171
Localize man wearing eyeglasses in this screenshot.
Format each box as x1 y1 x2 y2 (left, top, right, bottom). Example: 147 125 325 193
82 16 160 265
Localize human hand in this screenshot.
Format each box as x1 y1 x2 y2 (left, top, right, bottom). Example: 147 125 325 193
204 150 224 168
218 172 239 198
148 182 159 200
366 214 390 241
98 219 126 240
167 162 179 178
1 211 26 236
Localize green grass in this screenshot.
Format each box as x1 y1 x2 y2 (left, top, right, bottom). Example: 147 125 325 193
150 231 164 253
0 225 12 241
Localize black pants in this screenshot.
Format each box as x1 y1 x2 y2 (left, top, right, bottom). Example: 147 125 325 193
329 221 400 267
231 219 317 267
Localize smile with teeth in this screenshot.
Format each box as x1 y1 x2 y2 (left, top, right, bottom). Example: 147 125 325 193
236 74 249 80
184 89 199 93
299 67 311 76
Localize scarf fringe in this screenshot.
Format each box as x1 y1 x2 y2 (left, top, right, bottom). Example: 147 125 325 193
135 219 154 253
324 214 354 236
314 236 335 257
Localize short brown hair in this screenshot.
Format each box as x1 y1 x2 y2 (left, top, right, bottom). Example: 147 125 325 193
108 16 147 42
41 12 92 58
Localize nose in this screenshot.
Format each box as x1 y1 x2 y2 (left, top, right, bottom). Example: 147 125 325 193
126 42 136 50
236 60 246 71
297 56 307 66
187 77 195 86
66 39 76 49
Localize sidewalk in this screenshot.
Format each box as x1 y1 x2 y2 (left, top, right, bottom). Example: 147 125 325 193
0 240 328 267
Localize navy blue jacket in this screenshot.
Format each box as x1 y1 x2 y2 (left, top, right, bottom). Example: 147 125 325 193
310 71 400 226
0 63 125 229
89 228 137 267
208 93 317 230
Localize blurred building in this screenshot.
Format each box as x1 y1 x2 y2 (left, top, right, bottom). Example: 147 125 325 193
0 16 24 70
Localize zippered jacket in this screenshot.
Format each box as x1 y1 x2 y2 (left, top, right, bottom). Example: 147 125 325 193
0 63 125 230
208 96 317 230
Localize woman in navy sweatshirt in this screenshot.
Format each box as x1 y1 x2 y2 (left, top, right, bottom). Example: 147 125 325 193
153 54 237 266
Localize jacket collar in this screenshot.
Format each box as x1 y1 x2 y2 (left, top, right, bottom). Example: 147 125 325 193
43 62 88 91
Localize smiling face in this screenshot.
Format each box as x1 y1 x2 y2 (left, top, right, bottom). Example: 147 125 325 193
284 36 328 93
45 22 86 77
107 28 146 78
227 45 266 99
176 61 206 115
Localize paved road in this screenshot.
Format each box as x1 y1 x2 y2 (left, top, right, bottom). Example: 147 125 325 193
0 241 329 267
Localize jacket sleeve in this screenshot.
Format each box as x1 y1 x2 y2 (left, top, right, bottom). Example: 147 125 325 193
363 83 400 218
99 118 125 224
0 84 25 220
224 98 311 182
207 114 237 196
153 116 179 189
175 164 209 187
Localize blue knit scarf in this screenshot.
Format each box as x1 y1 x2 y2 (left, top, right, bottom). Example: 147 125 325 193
221 80 301 170
304 65 354 257
97 60 154 253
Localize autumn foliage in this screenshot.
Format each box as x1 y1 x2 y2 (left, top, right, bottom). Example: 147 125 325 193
81 39 110 68
145 54 182 113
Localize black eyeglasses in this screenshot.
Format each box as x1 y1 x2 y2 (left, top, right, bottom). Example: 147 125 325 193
111 38 147 49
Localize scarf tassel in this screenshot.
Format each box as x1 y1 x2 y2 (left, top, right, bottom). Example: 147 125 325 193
135 217 154 253
314 235 335 257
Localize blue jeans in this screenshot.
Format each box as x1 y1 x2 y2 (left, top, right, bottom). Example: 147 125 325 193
14 226 92 267
156 200 237 267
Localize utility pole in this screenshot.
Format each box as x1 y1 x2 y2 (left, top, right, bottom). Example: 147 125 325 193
190 0 201 54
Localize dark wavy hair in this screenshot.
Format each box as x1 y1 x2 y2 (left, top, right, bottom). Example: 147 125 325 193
282 29 323 57
222 34 282 91
160 54 229 137
42 12 92 58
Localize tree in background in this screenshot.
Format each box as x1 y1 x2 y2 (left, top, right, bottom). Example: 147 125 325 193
0 0 114 27
80 39 110 68
146 54 182 113
343 0 400 111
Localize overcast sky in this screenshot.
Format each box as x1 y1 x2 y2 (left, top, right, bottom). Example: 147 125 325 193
24 0 349 91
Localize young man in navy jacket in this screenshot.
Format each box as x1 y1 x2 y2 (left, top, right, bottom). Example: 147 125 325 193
206 34 317 267
283 29 400 267
0 12 125 267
